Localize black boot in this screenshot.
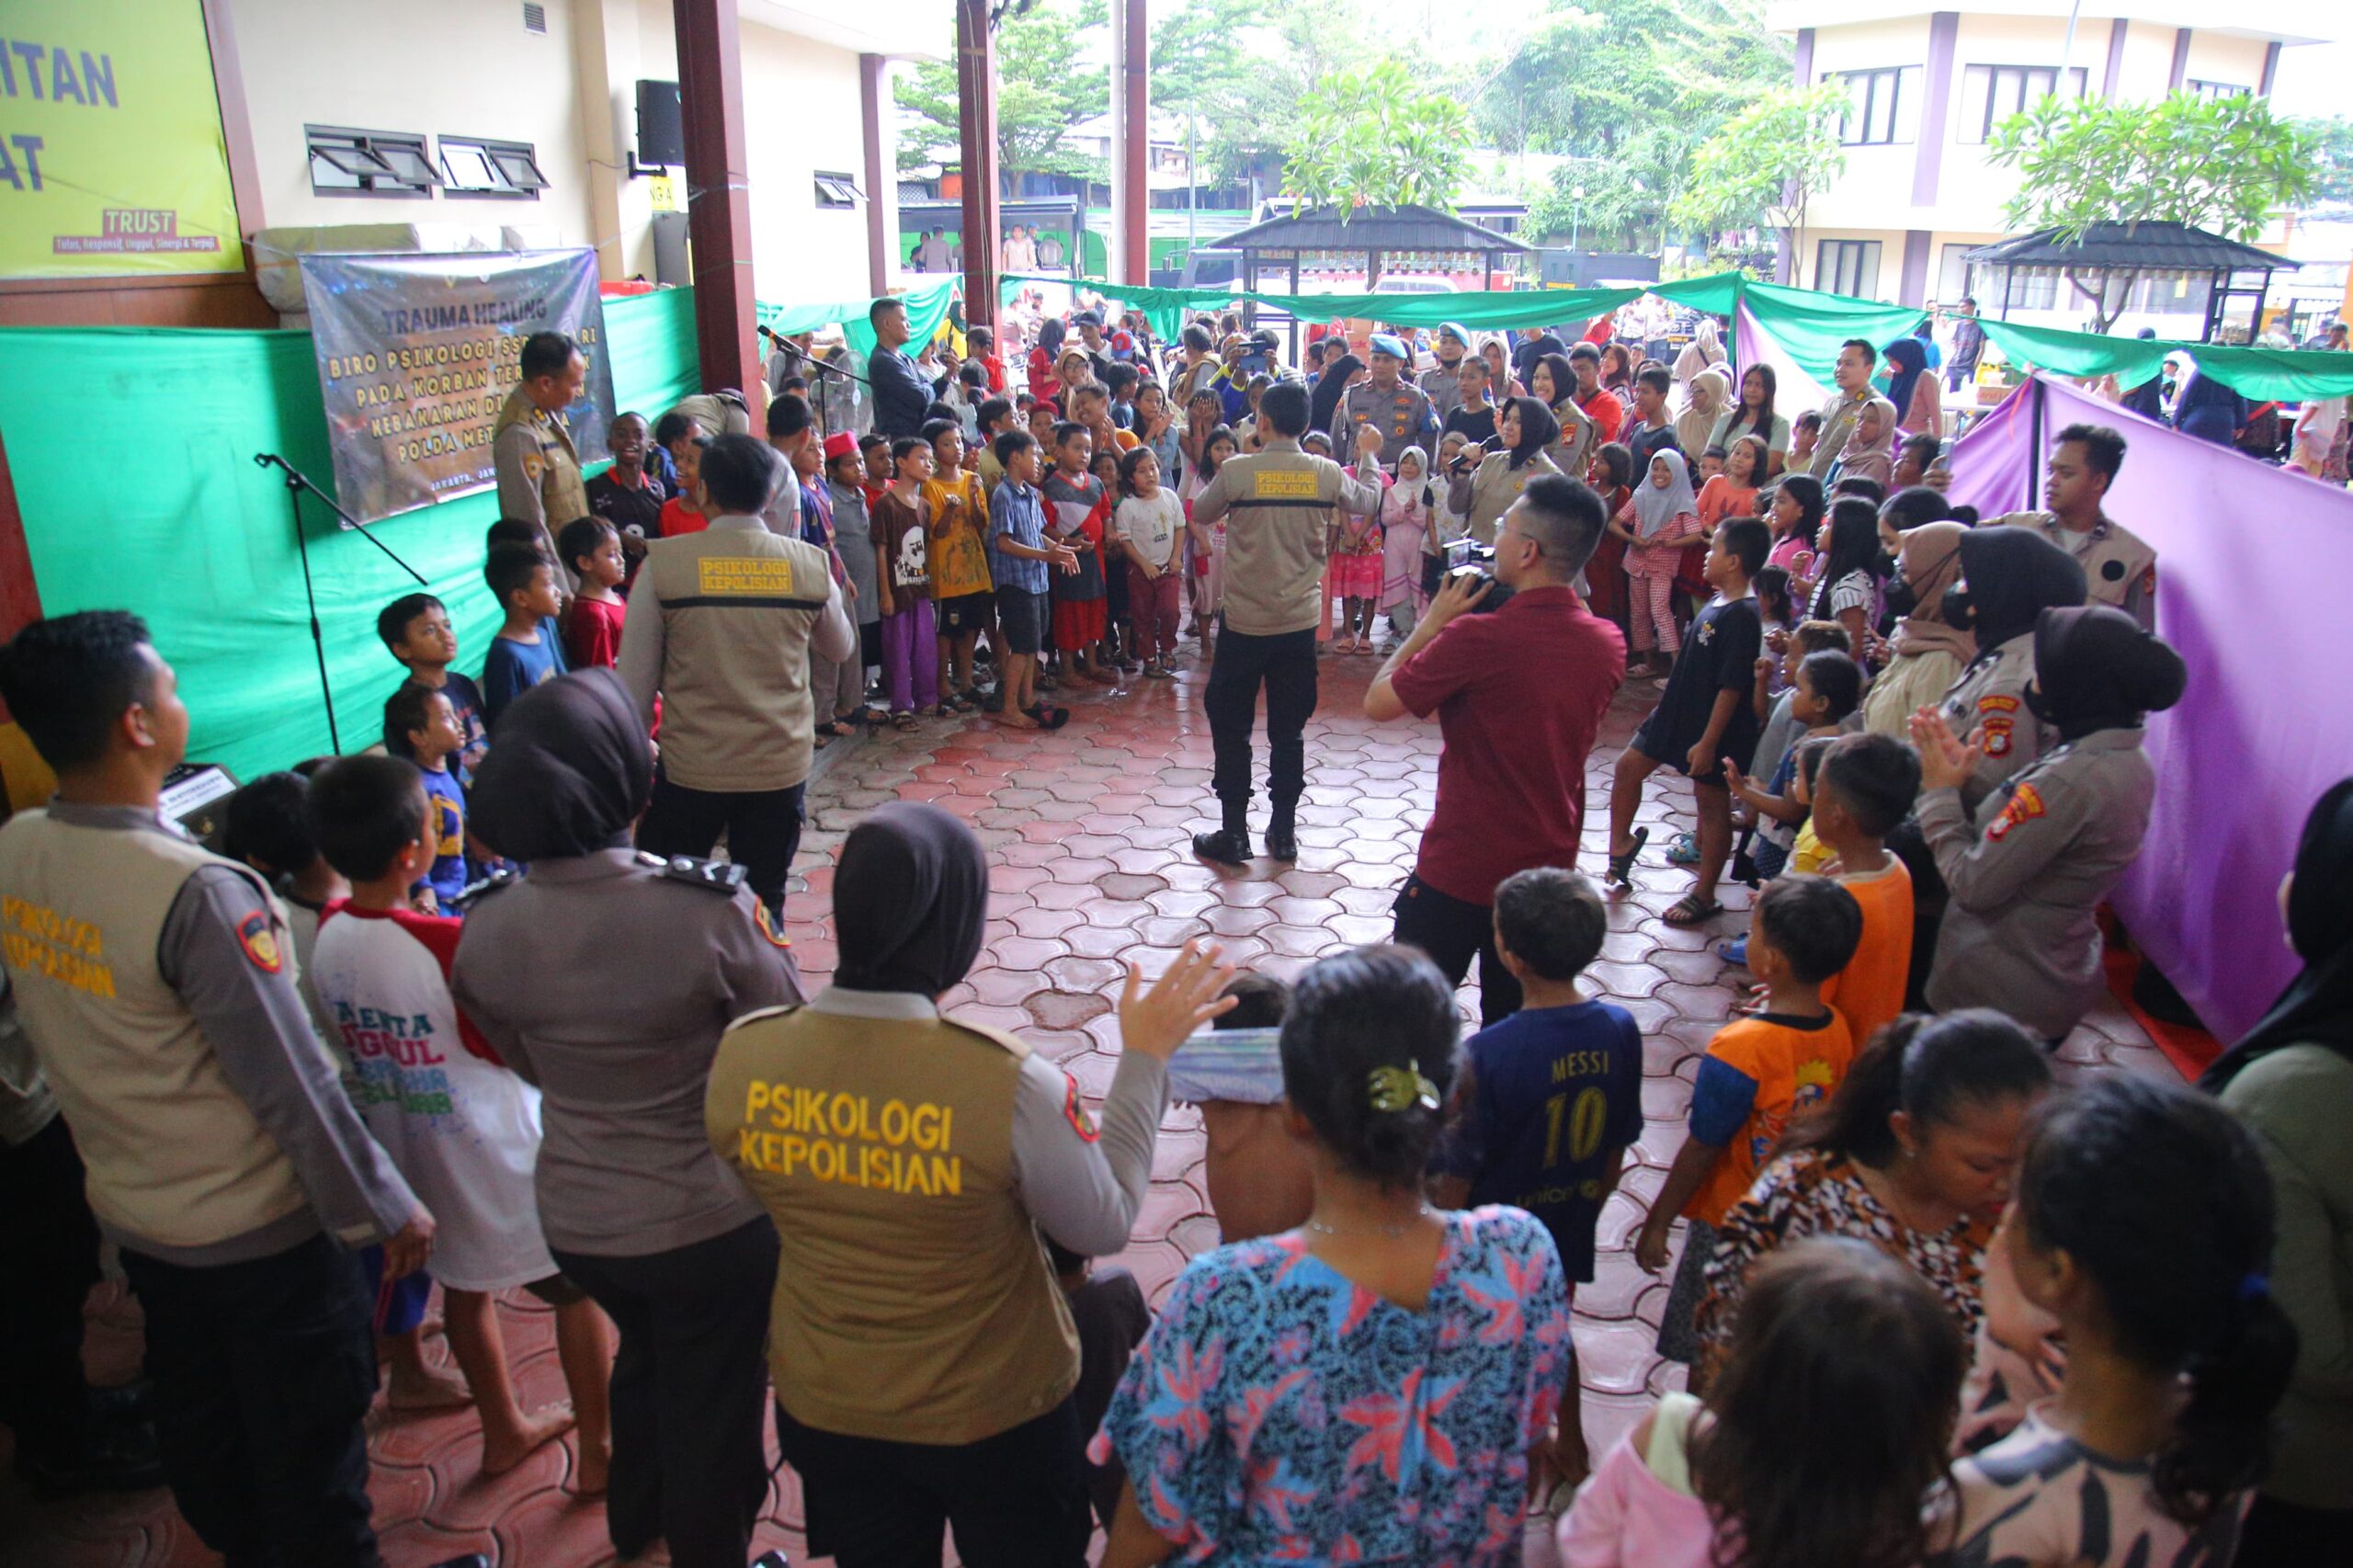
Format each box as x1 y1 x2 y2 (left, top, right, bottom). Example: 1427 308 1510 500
1191 829 1254 866
1265 803 1299 861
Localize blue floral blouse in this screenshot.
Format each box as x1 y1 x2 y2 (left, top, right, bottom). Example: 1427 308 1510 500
1091 1206 1572 1564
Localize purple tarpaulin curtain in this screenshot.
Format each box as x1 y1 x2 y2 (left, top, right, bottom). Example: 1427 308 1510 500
1945 372 2353 1041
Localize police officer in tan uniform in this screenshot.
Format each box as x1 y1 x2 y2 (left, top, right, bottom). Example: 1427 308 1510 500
493 330 590 592
616 434 855 920
1934 527 2086 814
707 802 1237 1568
1192 381 1384 864
1333 333 1441 467
1981 422 2157 630
0 613 469 1568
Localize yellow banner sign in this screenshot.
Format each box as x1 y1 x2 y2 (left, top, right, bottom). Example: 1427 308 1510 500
0 3 244 278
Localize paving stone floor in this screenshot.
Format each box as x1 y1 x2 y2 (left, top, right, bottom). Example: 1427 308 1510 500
2 644 2179 1567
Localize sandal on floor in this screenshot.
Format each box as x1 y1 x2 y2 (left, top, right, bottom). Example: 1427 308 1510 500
892 710 919 733
818 719 857 737
1665 831 1700 866
1663 895 1725 926
1606 826 1649 889
853 706 889 726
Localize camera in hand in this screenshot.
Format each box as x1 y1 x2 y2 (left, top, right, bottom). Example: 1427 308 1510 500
1442 538 1514 613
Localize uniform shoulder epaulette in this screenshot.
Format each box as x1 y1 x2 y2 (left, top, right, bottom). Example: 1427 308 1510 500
450 866 518 909
635 850 748 894
722 1003 802 1035
942 1012 1036 1062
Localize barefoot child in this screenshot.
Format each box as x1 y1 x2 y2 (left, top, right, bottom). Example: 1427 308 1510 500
985 429 1079 728
1113 446 1186 676
306 756 612 1490
1605 517 1770 926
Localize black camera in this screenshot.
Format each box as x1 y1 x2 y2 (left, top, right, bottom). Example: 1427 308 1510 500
1442 539 1514 614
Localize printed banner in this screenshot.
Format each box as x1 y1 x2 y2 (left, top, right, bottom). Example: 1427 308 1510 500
0 2 244 278
298 250 615 524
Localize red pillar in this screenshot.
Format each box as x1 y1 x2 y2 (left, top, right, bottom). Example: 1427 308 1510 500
1120 0 1148 286
956 0 1001 329
674 0 760 395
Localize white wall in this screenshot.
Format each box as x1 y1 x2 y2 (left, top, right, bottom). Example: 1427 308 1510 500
739 26 873 302
1806 17 1933 233
227 0 593 247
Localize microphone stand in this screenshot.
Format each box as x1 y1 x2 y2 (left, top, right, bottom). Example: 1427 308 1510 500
760 326 871 389
254 451 428 755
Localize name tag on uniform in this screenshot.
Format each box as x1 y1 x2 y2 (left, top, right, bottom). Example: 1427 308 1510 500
698 557 797 595
1252 470 1319 500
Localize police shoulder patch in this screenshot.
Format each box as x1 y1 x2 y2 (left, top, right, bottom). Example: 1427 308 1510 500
1976 693 2021 714
1987 782 2047 842
1062 1073 1099 1143
236 909 284 973
1981 714 2016 757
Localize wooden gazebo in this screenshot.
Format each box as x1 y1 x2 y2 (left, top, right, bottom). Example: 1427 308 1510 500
1964 222 2296 342
1214 204 1536 352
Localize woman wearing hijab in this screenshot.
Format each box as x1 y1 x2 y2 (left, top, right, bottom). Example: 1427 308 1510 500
1448 394 1563 546
1909 605 2186 1041
1610 447 1704 676
1882 336 1940 436
1674 317 1728 388
707 802 1237 1567
1676 365 1731 459
2206 779 2353 1563
1481 334 1523 399
1929 527 2088 813
1859 514 1972 735
2172 361 2249 447
1828 394 1901 487
1307 351 1364 445
1529 350 1597 478
450 670 807 1568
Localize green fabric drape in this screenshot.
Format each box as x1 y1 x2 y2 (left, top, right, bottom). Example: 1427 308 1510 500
1974 317 2353 401
757 277 960 356
0 289 700 782
996 271 1647 335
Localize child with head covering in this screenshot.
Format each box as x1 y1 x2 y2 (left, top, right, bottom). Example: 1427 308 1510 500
1910 605 2188 1040
1831 396 1901 488
1610 449 1705 676
1860 513 1972 736
1379 446 1436 639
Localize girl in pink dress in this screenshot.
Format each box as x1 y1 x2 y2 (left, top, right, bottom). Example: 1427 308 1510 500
1609 449 1704 676
1331 460 1389 653
1380 446 1436 639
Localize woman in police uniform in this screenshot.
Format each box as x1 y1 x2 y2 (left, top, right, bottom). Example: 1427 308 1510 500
707 802 1234 1567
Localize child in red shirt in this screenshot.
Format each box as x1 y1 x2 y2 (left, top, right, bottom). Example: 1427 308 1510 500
559 517 629 669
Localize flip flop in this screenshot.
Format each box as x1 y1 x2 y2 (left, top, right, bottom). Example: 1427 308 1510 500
1606 826 1649 889
1665 831 1700 866
1663 895 1725 926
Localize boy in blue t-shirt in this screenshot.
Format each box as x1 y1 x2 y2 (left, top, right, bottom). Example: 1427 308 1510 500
376 592 489 783
1433 866 1642 1487
383 682 471 914
479 541 569 723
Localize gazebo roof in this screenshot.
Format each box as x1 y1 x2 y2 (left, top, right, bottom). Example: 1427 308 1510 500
1218 204 1536 255
1964 222 2294 272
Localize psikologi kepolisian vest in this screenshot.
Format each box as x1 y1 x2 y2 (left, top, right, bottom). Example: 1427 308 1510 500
706 1005 1080 1445
641 523 833 793
0 812 312 1249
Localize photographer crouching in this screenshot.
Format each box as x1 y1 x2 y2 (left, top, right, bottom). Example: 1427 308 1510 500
1363 475 1628 1025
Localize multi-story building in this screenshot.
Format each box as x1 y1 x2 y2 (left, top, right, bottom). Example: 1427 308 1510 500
1768 3 2319 328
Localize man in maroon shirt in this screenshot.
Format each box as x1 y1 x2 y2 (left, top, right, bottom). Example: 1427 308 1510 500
1364 474 1627 1024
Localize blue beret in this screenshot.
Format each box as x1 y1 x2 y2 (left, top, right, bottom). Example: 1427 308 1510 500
1369 333 1409 360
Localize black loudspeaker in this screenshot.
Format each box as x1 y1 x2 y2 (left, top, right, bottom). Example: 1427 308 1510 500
636 79 684 165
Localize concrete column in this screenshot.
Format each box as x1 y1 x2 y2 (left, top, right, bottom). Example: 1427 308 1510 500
2101 18 2129 101
675 0 760 394
860 53 898 297
2168 28 2192 93
1118 0 1148 286
955 0 1001 328
1911 13 1958 208
571 0 646 283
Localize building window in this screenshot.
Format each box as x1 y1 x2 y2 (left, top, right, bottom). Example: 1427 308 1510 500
2187 79 2250 99
813 171 864 210
1957 65 2089 145
1937 242 1978 307
306 126 437 197
438 136 547 199
2126 270 2211 315
1990 265 2062 312
1824 67 1922 146
1816 239 1882 299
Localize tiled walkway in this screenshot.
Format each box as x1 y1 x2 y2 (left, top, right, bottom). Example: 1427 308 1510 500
2 647 2178 1567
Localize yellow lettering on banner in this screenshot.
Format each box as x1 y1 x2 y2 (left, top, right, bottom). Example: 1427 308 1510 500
697 557 798 596
1252 469 1320 500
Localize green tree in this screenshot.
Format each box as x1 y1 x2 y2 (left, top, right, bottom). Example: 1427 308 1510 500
1152 0 1375 189
1281 60 1472 214
2290 115 2353 207
1668 82 1847 270
896 0 1108 186
1523 132 1682 251
1986 91 2315 331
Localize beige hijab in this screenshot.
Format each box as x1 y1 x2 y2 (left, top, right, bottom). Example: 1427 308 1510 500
1677 367 1731 457
1835 395 1899 486
1886 520 1973 661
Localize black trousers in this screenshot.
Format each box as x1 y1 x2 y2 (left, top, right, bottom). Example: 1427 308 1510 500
1392 873 1524 1028
775 1393 1092 1568
0 1115 102 1467
1203 621 1319 820
552 1218 779 1568
637 775 805 920
117 1232 381 1568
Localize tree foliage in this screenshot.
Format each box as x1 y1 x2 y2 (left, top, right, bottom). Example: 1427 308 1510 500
1668 82 1847 258
1281 60 1472 215
2291 116 2353 208
1473 0 1788 161
1986 91 2314 243
1153 0 1376 187
896 0 1108 183
1523 132 1683 250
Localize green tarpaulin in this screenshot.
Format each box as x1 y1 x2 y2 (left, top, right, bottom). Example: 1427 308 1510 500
756 277 960 356
0 289 700 783
1975 317 2353 401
